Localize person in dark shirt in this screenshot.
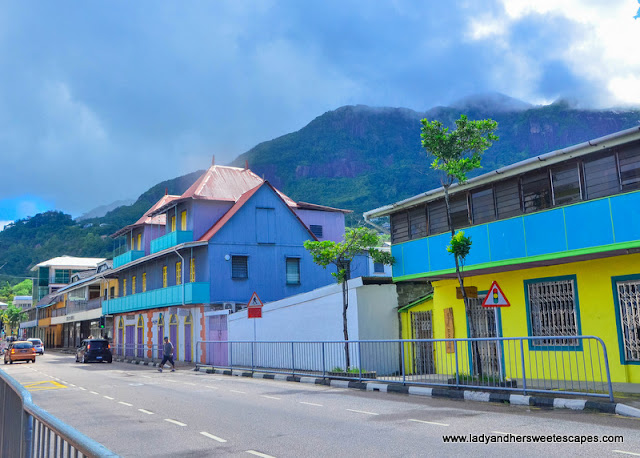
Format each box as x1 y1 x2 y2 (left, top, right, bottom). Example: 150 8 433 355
158 336 175 372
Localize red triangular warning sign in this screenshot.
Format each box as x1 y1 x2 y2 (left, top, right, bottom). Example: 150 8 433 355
247 292 263 308
482 281 510 308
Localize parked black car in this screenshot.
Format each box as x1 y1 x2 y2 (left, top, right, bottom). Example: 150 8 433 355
76 339 113 363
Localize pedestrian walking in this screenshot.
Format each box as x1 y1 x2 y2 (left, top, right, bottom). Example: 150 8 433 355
158 336 175 372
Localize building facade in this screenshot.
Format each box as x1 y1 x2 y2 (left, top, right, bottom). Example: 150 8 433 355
366 126 640 384
104 163 376 362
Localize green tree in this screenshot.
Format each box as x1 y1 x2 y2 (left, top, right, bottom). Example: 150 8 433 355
1 304 28 336
304 227 395 369
420 114 498 376
12 279 32 296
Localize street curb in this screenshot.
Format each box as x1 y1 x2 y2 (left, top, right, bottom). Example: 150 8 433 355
193 365 640 419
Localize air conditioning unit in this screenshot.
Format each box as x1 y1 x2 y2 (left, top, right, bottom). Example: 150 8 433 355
223 302 236 312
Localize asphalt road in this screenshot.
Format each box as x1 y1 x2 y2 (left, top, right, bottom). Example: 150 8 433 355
3 352 640 458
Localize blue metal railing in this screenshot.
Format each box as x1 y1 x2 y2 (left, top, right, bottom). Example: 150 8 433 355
0 368 118 457
195 336 614 402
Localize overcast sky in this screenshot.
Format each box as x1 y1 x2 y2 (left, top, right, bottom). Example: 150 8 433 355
1 0 639 228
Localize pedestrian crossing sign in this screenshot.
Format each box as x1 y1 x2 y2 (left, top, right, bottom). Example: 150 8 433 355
481 281 510 307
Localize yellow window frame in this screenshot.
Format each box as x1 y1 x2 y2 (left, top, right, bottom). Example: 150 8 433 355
181 210 187 231
162 266 168 288
176 261 182 285
190 258 196 283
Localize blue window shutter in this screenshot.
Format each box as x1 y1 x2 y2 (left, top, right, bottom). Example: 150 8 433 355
256 208 276 244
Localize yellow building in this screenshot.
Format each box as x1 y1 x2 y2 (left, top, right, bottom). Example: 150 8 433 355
367 126 640 388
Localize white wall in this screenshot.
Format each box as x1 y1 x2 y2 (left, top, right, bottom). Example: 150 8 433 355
226 278 399 374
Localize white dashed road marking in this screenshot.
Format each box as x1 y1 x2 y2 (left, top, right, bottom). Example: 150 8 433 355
261 395 281 400
613 451 640 457
299 402 323 407
409 419 449 427
206 386 218 390
200 432 227 443
78 387 86 391
118 402 133 407
89 391 99 395
346 409 379 416
246 451 275 458
138 409 154 415
104 396 114 400
164 419 187 427
230 390 246 394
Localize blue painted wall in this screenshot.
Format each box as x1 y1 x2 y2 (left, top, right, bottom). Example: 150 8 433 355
207 185 354 303
392 190 640 278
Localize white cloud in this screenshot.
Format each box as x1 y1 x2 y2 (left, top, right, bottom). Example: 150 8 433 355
0 220 13 231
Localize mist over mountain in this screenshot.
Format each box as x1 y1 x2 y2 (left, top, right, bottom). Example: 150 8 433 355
1 95 639 282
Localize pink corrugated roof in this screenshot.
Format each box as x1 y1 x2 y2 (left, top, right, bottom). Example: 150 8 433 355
111 194 180 237
199 182 317 242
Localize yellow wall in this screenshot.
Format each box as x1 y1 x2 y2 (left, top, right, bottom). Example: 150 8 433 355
421 253 640 384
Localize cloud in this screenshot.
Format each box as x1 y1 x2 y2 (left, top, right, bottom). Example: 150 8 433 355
0 1 638 217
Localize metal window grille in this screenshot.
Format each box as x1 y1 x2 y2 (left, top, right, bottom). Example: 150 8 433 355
310 225 323 238
467 295 500 375
232 256 248 279
528 279 578 346
617 279 640 362
410 311 434 374
286 258 300 284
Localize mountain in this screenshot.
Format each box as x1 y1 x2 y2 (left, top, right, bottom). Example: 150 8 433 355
1 95 639 283
230 97 640 218
76 199 135 221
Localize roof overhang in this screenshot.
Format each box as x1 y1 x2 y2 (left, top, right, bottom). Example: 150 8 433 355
104 241 208 277
364 126 640 219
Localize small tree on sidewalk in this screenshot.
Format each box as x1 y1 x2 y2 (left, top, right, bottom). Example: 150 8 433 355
420 114 498 376
1 304 28 336
304 227 394 369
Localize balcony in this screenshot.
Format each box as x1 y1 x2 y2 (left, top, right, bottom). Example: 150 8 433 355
102 282 210 314
392 190 640 280
150 231 193 254
113 250 146 268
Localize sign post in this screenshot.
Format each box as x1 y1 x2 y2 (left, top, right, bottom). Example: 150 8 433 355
481 281 510 382
247 292 264 345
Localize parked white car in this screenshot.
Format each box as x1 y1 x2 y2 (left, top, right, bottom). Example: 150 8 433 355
27 338 45 355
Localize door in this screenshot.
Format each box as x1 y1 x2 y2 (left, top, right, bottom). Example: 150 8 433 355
137 327 143 358
467 296 501 377
208 315 228 366
184 314 192 363
410 311 435 374
125 325 135 357
169 314 178 361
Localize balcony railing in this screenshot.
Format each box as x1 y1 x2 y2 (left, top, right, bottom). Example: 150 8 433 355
51 307 67 318
102 282 210 314
113 250 146 268
150 231 193 254
392 189 640 280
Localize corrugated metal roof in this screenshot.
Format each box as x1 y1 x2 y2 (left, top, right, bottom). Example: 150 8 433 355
30 256 106 271
111 194 179 238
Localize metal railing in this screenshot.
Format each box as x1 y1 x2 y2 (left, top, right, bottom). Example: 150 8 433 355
51 308 67 318
0 368 117 457
195 336 614 401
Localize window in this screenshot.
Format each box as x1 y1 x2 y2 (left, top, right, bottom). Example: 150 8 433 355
162 266 167 288
449 194 470 228
142 273 147 292
137 234 142 250
310 224 323 238
525 277 580 347
54 269 70 284
232 256 248 279
471 188 495 224
408 206 427 239
495 179 521 219
123 279 127 297
428 199 449 235
373 262 385 273
132 276 136 294
110 286 115 299
619 145 640 192
584 153 619 199
256 208 276 244
171 216 176 232
615 278 640 362
190 258 196 283
286 258 300 284
522 172 551 213
390 212 409 243
181 210 187 231
551 163 581 205
176 262 182 285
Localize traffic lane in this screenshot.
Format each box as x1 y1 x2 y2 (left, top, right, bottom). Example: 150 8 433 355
7 355 640 457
